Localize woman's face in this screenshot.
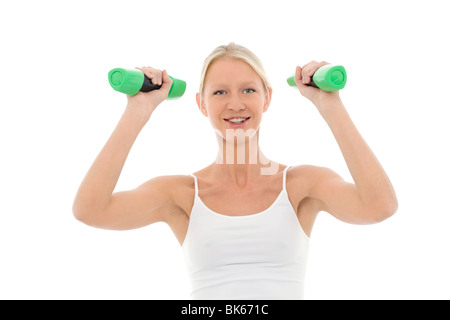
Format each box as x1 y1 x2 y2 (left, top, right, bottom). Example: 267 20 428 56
197 57 272 139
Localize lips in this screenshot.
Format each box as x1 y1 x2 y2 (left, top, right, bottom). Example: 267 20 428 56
224 116 251 125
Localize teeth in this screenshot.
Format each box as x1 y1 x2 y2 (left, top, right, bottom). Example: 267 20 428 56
228 118 247 123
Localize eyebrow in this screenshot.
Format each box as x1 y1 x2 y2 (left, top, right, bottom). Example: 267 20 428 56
208 81 260 88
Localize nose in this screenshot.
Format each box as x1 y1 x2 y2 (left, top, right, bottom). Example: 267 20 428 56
227 93 245 112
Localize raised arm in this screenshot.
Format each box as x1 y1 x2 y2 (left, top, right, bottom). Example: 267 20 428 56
294 62 398 224
72 68 178 230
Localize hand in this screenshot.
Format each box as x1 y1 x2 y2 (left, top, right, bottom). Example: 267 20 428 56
294 61 341 112
125 67 173 122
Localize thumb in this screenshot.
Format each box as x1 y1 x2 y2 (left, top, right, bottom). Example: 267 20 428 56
294 65 319 99
294 66 302 86
160 70 173 94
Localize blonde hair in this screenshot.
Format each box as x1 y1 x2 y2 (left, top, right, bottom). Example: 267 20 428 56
199 42 271 96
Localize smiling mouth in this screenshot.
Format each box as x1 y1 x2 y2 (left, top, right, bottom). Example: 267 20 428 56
224 117 251 124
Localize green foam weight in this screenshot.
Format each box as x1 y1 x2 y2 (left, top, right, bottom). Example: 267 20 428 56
108 68 186 99
287 65 347 92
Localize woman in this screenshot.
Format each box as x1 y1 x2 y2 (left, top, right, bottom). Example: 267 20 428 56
73 43 398 299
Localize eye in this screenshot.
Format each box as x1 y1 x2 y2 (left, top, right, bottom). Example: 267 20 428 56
213 90 226 95
243 88 255 94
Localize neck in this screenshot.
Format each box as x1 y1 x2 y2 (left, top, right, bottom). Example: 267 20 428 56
213 130 277 187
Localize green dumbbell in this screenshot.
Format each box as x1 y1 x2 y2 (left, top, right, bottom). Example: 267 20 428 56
287 65 347 92
108 68 186 98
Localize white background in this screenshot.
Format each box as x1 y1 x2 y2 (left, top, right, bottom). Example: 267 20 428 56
1 0 449 299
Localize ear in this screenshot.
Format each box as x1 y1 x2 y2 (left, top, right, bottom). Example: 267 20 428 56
196 92 208 117
263 87 272 113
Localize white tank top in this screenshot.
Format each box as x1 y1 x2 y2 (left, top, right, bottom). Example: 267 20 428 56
182 166 310 300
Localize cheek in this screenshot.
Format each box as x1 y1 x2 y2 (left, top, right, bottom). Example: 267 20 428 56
250 96 266 115
204 106 222 130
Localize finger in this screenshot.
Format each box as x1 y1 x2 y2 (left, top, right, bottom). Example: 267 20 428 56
136 67 157 84
302 68 311 84
161 70 173 90
294 66 303 85
306 61 329 76
301 61 314 84
157 70 163 86
149 69 161 86
149 72 158 85
302 61 330 84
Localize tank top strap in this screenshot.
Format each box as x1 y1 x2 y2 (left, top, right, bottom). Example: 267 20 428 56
190 174 198 198
282 165 291 191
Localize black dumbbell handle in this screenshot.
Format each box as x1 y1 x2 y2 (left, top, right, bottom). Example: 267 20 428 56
140 75 162 92
306 79 318 88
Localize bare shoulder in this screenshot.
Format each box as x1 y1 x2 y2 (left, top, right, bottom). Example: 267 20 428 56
76 174 195 231
143 174 193 191
286 165 335 237
288 164 384 225
139 174 195 214
288 164 340 187
99 174 195 231
286 165 320 203
140 174 195 244
287 164 343 205
287 164 335 187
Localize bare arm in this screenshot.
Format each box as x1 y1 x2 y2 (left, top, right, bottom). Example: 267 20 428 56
72 68 176 229
294 62 398 224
